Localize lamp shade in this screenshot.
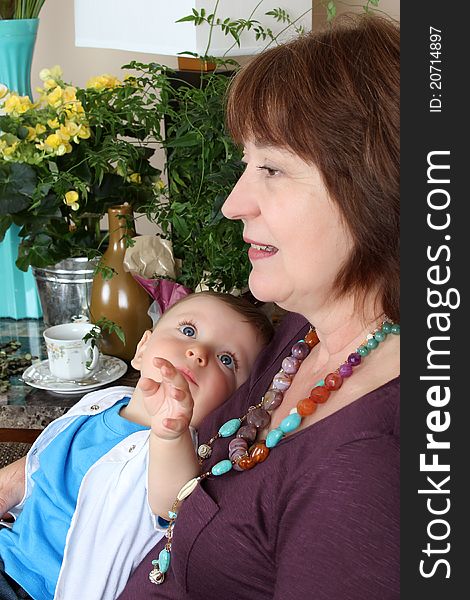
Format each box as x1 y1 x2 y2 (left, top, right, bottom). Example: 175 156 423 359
74 0 312 57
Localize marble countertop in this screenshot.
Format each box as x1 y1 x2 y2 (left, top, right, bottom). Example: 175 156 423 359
0 319 139 429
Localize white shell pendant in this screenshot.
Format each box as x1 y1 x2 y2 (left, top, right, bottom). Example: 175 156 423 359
149 566 165 585
176 477 199 502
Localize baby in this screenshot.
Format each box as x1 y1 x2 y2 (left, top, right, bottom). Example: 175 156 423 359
0 291 273 600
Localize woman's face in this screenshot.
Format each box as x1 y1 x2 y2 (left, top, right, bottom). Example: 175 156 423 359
222 141 353 314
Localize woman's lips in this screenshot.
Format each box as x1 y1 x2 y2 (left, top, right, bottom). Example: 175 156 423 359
245 241 279 261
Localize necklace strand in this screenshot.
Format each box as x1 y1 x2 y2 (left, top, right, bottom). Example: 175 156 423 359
149 318 400 585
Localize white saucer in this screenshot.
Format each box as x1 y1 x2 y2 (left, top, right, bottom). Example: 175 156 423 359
21 356 128 395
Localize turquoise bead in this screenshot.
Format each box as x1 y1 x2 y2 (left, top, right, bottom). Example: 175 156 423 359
266 429 284 448
357 345 369 356
168 510 177 520
211 459 233 476
391 323 400 335
374 330 386 342
158 549 171 573
382 322 393 334
218 418 241 438
279 413 301 434
314 379 324 387
366 338 379 350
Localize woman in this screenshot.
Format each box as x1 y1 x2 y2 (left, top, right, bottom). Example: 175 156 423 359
119 13 400 600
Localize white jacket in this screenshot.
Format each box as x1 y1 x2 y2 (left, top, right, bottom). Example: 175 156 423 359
11 386 165 600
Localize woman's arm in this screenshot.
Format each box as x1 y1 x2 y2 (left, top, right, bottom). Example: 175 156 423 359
140 358 200 519
0 456 27 519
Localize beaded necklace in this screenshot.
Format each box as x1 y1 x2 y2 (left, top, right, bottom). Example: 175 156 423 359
149 318 400 585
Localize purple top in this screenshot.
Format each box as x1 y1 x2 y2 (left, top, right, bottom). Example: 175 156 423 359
120 313 400 600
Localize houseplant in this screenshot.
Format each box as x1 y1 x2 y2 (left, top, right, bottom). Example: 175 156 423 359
0 65 165 272
0 1 46 19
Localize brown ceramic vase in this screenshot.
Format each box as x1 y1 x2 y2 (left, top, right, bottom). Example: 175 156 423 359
90 204 152 361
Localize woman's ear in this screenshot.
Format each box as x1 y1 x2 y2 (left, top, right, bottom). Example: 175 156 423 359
130 329 153 370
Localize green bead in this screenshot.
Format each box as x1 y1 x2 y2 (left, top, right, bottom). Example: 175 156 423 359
357 345 369 356
391 324 400 335
374 330 386 342
158 549 171 573
382 322 393 334
211 459 233 476
279 413 302 434
218 418 241 438
266 428 284 448
367 338 379 350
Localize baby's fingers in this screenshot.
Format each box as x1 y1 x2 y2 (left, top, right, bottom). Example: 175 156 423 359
137 376 161 396
162 416 191 437
153 358 189 392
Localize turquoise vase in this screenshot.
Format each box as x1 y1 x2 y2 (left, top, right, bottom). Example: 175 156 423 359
0 18 42 318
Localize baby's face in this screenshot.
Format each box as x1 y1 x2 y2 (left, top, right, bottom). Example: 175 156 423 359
134 295 265 427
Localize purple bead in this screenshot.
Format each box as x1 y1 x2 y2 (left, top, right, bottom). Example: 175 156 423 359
272 372 292 391
228 437 248 454
263 389 284 411
237 425 257 444
281 356 301 375
338 363 353 377
291 341 310 360
347 352 361 366
246 407 271 429
229 446 248 463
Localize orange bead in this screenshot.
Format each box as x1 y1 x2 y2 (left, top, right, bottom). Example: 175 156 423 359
324 372 343 391
305 330 320 348
237 455 256 470
309 385 330 404
297 397 318 416
249 442 270 464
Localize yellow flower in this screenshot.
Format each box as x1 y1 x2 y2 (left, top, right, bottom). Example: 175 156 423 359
44 133 62 150
47 86 64 107
3 94 33 115
2 143 18 158
35 124 46 135
76 125 91 139
26 126 37 141
63 121 80 138
0 84 8 100
128 173 141 184
154 179 165 191
86 74 121 90
47 118 59 129
64 191 80 211
63 86 77 103
43 78 59 90
39 65 62 82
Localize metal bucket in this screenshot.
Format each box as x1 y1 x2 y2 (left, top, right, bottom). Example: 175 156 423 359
32 257 98 327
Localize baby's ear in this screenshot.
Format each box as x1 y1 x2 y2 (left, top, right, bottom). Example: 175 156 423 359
130 330 153 370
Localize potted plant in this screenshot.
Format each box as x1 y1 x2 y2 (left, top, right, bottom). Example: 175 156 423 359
0 65 166 323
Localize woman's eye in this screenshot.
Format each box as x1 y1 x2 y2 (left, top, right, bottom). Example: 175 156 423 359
179 324 196 337
257 165 280 177
218 353 236 370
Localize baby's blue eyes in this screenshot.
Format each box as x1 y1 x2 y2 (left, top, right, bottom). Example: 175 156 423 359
179 324 196 337
218 353 235 370
177 323 237 371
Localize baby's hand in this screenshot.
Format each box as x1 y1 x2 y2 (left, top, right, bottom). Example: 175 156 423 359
138 357 194 440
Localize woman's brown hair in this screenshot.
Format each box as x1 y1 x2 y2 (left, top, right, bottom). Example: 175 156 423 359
226 14 400 321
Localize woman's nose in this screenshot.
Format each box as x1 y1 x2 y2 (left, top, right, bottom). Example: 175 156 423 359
185 345 208 366
222 171 259 221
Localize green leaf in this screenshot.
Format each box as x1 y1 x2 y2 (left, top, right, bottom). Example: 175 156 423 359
0 190 30 215
0 215 13 242
165 132 202 148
